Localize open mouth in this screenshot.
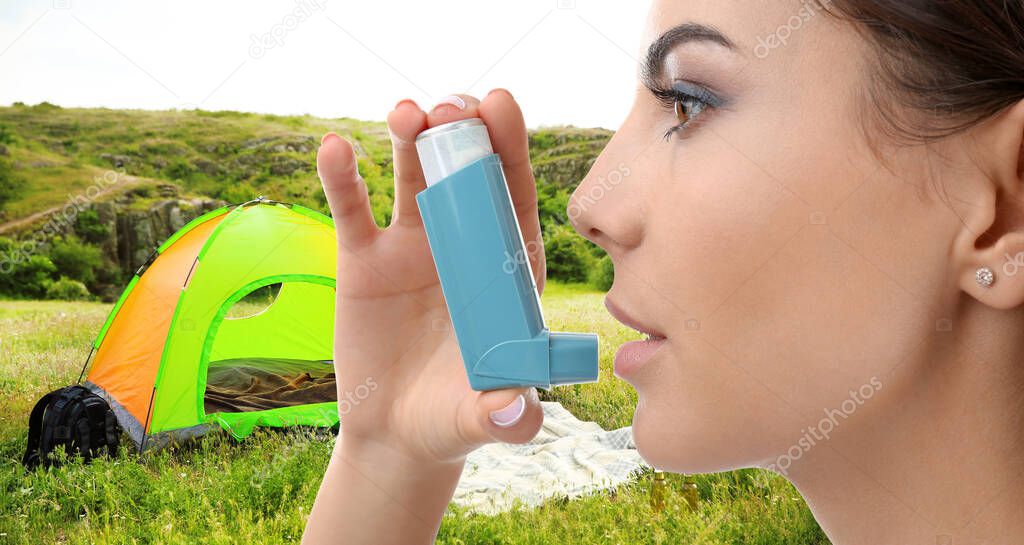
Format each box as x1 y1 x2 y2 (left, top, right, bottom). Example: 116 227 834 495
604 296 668 377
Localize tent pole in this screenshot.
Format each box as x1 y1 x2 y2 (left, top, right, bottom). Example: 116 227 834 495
76 345 96 384
139 386 156 455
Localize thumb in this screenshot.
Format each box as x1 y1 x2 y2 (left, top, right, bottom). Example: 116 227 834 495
459 387 543 446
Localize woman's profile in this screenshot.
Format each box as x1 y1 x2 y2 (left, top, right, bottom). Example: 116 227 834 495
302 1 1024 543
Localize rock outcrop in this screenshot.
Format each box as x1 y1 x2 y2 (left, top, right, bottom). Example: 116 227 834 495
92 196 224 277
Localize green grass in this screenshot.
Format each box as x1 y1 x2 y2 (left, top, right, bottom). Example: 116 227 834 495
0 286 828 544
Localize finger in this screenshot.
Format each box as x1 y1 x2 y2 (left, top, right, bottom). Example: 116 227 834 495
478 89 546 289
387 99 429 227
317 133 381 248
458 387 543 447
478 89 538 211
425 94 481 128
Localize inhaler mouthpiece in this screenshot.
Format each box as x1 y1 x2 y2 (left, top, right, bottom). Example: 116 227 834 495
416 118 493 186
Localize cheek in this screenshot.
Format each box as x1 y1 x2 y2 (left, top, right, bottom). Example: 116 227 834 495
638 138 811 321
689 144 949 416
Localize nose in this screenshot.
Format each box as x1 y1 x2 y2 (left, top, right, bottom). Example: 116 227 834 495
569 129 645 256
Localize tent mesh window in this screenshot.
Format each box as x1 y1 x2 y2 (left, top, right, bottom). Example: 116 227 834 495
203 282 338 414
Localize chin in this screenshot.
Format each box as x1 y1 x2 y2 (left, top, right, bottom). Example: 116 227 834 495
631 391 756 474
631 393 698 471
631 397 677 470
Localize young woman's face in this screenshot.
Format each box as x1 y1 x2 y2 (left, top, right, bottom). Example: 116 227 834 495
572 0 963 472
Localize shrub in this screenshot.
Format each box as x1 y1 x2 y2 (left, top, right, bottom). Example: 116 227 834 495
537 184 570 228
529 130 559 151
588 254 614 291
48 236 103 285
218 182 261 204
0 238 57 298
163 158 197 182
73 209 110 245
544 222 595 283
45 276 91 301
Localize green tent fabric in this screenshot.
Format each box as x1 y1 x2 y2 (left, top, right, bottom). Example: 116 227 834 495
84 200 340 450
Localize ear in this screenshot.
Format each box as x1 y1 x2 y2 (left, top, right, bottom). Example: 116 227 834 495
953 99 1024 310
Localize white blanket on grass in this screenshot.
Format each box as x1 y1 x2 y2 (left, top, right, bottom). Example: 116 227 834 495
452 402 648 515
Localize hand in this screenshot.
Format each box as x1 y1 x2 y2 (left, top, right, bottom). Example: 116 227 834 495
319 90 546 467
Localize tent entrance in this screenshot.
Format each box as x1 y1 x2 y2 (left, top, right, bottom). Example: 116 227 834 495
200 277 337 416
204 357 337 414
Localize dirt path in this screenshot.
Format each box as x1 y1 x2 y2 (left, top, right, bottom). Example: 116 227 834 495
0 174 146 235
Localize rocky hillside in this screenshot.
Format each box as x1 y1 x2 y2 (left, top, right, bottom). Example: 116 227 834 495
0 103 613 300
88 193 224 277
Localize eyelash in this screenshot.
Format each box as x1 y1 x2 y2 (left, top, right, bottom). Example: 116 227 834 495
650 82 721 141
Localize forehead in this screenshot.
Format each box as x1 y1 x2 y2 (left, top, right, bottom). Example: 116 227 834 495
642 0 830 58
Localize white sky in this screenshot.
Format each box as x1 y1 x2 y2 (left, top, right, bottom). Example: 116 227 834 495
0 0 650 130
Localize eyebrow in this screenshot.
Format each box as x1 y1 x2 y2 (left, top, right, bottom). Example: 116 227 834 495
642 23 736 89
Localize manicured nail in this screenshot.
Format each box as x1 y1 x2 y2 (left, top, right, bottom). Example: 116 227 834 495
433 95 466 113
394 98 419 110
489 395 526 428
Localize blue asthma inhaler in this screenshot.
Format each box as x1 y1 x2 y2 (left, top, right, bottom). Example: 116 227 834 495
415 118 599 391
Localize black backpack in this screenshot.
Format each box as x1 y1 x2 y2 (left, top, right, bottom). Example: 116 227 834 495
22 385 121 469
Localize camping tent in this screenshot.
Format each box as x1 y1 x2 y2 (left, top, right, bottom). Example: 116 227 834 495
82 199 340 451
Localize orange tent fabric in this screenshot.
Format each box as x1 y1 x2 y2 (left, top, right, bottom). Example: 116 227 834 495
86 215 224 430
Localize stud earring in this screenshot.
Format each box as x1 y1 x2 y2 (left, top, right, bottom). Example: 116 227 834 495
975 266 995 288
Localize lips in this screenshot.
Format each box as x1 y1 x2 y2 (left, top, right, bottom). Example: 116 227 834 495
604 297 666 339
604 297 667 377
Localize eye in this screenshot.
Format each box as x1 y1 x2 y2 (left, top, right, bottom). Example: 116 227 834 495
674 99 692 126
650 81 723 141
668 95 707 139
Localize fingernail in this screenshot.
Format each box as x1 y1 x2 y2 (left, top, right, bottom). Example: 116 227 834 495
486 88 512 99
432 95 466 113
489 395 526 428
321 132 339 145
394 98 419 110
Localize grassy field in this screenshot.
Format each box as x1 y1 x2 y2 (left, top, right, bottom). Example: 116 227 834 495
0 283 828 544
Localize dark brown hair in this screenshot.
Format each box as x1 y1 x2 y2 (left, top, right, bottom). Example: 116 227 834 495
824 0 1024 143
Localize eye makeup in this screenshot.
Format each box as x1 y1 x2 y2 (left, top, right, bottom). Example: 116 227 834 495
641 21 740 141
649 79 727 140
